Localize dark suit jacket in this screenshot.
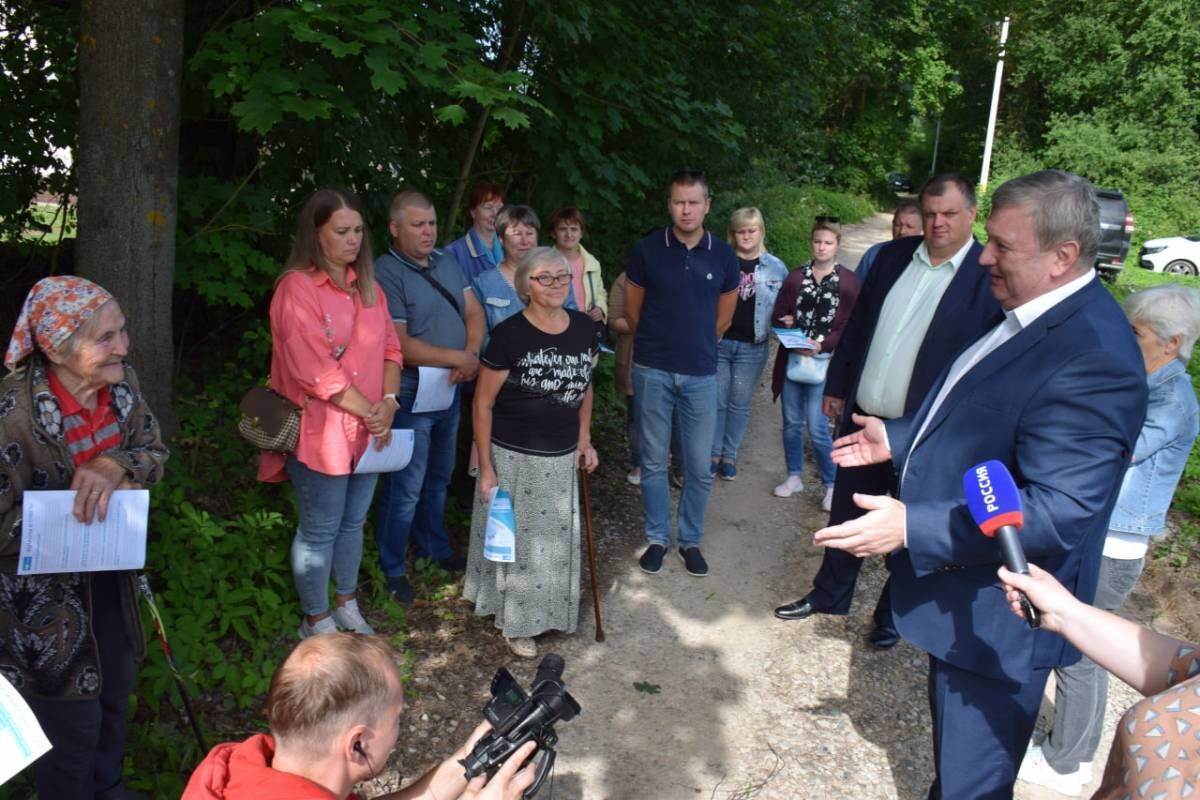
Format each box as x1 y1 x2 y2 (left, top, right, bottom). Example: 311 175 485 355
826 236 1000 423
884 277 1147 684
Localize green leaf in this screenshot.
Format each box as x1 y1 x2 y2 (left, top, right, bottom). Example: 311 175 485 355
633 681 661 694
491 107 530 130
364 47 407 95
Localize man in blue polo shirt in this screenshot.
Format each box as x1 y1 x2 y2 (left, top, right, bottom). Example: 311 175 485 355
624 170 740 577
374 190 485 603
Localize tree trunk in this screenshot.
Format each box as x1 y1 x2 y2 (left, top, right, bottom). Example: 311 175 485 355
444 0 529 239
77 0 183 436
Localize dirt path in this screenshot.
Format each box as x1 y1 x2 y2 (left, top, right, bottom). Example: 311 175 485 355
535 213 1144 799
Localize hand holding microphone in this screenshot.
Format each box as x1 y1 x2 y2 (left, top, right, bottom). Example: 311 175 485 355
963 460 1040 629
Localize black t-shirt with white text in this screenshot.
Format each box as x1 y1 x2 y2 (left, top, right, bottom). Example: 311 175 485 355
482 310 599 456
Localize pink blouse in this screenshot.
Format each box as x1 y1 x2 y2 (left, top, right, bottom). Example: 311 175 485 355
258 267 403 481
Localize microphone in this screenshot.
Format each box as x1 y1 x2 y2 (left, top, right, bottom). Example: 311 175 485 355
963 460 1040 628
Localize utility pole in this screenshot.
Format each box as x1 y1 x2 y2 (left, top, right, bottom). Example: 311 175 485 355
979 16 1010 193
930 118 942 177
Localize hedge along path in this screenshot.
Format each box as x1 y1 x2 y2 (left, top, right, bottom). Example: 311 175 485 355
537 212 1142 799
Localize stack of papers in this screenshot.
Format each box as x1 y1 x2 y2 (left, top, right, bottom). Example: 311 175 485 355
18 490 149 575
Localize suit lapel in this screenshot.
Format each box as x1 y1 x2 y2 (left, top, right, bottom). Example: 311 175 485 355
905 278 1103 457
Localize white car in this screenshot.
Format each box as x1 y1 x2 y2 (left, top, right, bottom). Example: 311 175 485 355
1139 235 1200 275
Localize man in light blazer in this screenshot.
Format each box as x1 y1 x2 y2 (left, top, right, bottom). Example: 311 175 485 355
817 170 1147 799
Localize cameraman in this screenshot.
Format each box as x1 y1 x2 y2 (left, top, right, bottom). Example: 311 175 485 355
182 633 536 800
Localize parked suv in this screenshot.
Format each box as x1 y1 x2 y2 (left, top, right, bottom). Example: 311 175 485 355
1094 188 1135 279
1139 235 1200 276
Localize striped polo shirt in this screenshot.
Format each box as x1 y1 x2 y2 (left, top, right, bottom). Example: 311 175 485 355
46 370 121 466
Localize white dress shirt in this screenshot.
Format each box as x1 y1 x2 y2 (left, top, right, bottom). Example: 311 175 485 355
856 238 975 419
904 268 1098 479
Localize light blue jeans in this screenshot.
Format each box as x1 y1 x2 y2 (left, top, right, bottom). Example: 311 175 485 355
712 338 770 462
781 377 836 486
286 455 379 616
633 364 718 549
375 383 460 577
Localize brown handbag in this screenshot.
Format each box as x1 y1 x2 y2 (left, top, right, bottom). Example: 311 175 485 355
237 385 302 452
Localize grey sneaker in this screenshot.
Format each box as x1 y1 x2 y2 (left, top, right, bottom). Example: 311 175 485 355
298 614 337 639
332 599 375 634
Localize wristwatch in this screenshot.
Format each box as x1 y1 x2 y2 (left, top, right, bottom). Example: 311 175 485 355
384 393 400 408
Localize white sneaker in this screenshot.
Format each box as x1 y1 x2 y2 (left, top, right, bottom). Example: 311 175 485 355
298 614 338 639
1017 744 1091 796
821 486 834 512
773 475 805 497
332 599 375 634
506 637 537 658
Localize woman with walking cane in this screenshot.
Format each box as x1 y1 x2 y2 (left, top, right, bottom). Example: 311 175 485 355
0 276 169 800
465 247 600 659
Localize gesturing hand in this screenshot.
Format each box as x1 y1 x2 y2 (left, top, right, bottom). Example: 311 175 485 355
813 493 906 556
829 413 892 467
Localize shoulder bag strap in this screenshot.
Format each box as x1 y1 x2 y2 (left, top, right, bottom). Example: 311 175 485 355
390 249 461 317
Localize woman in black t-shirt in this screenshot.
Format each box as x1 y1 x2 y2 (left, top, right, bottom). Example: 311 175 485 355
465 247 600 659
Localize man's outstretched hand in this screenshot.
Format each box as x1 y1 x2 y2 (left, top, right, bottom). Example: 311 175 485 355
830 413 892 467
813 493 906 556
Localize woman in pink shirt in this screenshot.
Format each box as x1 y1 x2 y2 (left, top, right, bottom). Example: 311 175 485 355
259 187 403 639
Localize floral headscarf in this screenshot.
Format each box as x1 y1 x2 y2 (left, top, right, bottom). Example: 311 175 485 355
5 276 114 369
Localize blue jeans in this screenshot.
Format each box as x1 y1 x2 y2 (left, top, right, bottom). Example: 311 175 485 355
1043 553 1146 773
781 377 835 486
287 456 379 616
633 364 718 548
375 384 460 576
712 338 770 461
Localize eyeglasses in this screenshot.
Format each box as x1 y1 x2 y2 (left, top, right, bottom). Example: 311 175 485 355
530 273 572 287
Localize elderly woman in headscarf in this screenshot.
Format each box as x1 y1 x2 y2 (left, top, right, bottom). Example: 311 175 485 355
0 277 168 799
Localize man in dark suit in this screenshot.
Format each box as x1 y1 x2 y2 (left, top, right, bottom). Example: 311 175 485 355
773 174 1001 648
816 170 1147 799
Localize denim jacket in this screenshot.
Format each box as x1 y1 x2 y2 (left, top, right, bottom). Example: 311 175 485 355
1109 358 1199 534
751 252 789 343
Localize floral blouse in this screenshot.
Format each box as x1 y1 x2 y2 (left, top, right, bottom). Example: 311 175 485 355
794 262 845 343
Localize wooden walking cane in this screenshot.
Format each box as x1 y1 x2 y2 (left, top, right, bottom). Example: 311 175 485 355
579 467 606 642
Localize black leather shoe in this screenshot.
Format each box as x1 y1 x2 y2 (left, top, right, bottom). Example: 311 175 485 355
774 599 817 621
868 624 900 649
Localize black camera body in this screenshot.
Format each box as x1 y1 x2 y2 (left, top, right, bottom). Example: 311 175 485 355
459 654 581 798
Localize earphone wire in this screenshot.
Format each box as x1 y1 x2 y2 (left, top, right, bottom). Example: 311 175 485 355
358 744 387 798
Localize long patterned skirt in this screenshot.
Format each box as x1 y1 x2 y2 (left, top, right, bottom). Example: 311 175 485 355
463 444 581 638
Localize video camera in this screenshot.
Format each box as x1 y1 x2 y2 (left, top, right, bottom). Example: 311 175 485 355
460 653 581 798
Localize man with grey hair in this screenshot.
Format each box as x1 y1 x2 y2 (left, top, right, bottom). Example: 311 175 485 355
182 633 536 799
814 170 1147 798
374 190 486 603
